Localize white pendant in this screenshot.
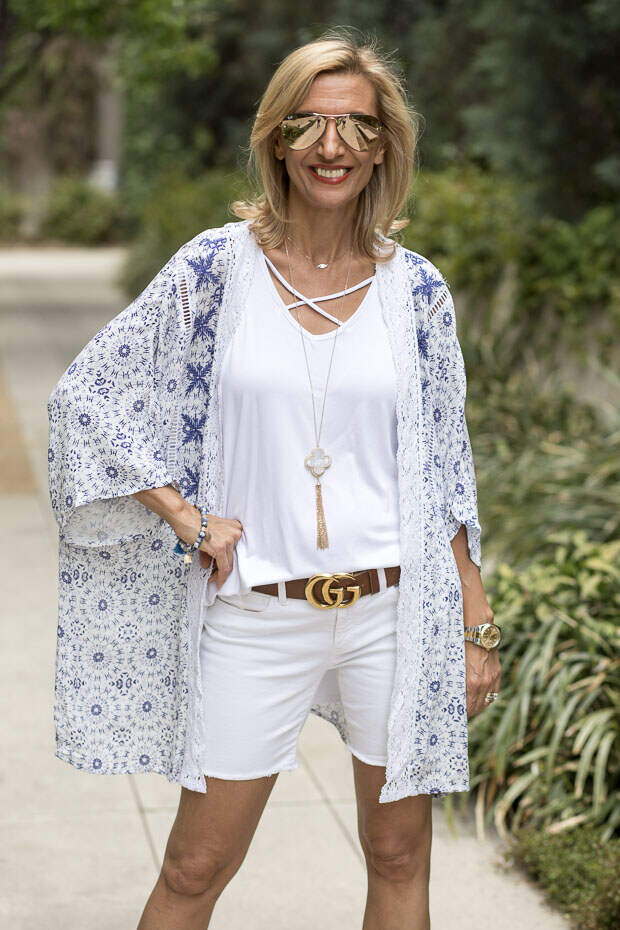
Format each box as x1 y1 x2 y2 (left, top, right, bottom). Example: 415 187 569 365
305 446 331 478
316 263 328 269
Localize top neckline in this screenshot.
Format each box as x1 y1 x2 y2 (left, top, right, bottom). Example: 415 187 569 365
260 251 377 342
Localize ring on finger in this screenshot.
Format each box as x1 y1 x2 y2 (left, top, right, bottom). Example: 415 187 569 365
484 691 499 703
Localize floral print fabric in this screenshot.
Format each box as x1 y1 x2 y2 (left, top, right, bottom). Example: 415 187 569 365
47 219 482 801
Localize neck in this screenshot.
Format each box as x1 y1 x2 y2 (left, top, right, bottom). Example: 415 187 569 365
284 186 358 262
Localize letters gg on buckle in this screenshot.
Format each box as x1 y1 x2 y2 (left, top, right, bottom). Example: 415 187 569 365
305 572 362 609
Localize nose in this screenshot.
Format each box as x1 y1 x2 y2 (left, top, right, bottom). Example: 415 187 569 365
317 117 346 157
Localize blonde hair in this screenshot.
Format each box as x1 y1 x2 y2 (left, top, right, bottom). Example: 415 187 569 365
230 28 421 263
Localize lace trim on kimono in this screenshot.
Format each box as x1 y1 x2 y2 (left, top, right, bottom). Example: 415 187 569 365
184 221 258 790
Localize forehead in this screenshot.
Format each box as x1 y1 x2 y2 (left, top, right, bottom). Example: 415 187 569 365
296 72 378 115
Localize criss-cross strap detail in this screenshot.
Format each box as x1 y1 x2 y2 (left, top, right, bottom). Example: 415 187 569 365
263 253 375 326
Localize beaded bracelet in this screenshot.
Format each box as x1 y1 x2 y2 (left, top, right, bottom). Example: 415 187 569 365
173 504 211 564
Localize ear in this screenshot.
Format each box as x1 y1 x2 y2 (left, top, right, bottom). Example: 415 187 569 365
373 142 386 166
273 129 285 161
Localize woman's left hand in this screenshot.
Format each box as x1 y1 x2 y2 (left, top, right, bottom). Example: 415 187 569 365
464 603 502 718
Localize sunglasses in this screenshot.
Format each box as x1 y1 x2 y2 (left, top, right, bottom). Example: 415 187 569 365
278 111 383 152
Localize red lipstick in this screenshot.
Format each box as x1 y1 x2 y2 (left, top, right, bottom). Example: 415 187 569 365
308 165 353 184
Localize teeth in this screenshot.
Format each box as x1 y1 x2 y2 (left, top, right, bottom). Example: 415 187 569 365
314 167 349 178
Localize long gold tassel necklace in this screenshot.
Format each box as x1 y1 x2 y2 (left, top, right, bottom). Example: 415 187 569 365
284 237 352 549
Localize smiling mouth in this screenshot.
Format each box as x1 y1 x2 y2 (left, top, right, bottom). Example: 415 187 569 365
308 166 353 182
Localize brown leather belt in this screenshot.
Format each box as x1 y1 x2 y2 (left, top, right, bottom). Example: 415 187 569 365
251 565 400 610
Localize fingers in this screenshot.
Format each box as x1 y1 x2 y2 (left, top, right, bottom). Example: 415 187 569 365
198 520 242 588
214 547 230 588
466 649 502 718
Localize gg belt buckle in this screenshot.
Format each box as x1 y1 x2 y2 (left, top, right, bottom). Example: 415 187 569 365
305 572 362 609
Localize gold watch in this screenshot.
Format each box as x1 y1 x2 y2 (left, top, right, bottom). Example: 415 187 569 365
464 622 501 650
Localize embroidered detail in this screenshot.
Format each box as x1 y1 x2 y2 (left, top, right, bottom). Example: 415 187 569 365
179 276 192 331
427 285 450 321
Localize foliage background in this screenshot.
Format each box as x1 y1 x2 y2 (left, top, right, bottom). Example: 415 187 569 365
1 4 618 926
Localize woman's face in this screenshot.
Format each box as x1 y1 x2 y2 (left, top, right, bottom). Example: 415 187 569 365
273 72 385 212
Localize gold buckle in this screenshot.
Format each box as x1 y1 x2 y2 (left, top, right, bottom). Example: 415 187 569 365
305 573 362 609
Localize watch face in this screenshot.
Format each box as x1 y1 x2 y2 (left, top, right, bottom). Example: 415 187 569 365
481 625 500 648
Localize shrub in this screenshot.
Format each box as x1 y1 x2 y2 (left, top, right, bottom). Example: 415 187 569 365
399 162 527 297
403 166 619 367
466 374 620 569
41 176 122 244
0 183 22 240
515 205 620 361
119 168 252 298
448 532 619 841
505 824 620 930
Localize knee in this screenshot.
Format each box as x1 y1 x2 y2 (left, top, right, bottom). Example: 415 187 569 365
363 830 431 884
161 845 241 898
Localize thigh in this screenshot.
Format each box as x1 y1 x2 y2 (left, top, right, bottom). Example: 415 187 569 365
165 775 279 876
352 755 432 854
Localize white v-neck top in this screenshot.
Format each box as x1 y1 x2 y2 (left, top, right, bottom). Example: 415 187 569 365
213 246 400 596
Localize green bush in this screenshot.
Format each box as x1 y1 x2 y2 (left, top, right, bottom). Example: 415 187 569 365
119 168 252 298
466 374 620 568
401 165 619 366
41 176 123 244
0 183 22 240
515 205 620 350
448 531 619 841
399 162 527 297
506 824 620 930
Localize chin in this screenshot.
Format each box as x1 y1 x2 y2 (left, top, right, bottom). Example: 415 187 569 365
295 181 362 209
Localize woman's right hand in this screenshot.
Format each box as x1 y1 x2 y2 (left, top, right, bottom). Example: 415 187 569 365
169 503 243 589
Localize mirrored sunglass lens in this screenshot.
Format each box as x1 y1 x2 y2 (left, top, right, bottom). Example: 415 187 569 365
339 116 381 151
281 116 324 149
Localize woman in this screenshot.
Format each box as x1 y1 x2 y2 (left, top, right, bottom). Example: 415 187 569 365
47 32 501 930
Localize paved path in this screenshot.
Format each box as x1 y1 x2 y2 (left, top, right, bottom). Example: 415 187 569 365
0 247 571 929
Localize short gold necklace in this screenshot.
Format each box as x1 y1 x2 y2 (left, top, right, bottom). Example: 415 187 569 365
286 234 350 270
284 238 352 549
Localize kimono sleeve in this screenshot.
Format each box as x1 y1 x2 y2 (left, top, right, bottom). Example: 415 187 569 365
429 282 482 571
46 252 182 547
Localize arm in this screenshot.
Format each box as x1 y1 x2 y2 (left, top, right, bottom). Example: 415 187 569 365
428 280 501 715
132 485 244 588
449 523 493 628
132 483 188 526
452 520 501 717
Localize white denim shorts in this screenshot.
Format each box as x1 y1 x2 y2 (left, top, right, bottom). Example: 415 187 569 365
198 576 399 779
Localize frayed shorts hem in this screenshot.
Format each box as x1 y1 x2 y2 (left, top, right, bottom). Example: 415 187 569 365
202 760 300 780
346 742 387 767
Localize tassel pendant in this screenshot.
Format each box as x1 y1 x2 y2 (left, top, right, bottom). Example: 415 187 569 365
315 479 329 549
304 447 331 549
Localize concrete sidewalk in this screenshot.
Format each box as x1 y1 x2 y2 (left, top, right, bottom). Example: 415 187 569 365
0 247 571 929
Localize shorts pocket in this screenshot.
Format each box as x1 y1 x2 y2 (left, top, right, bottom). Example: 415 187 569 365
215 590 273 613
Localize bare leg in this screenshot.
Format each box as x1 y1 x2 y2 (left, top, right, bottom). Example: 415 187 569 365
136 773 279 930
352 755 433 930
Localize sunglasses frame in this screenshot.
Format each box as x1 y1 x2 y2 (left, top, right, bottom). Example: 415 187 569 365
278 111 384 152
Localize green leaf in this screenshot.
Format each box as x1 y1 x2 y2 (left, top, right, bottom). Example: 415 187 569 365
571 708 615 753
574 723 608 799
545 690 585 786
592 731 617 811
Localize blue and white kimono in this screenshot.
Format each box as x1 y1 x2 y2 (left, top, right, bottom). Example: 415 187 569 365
47 218 482 803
